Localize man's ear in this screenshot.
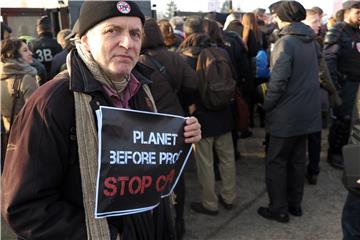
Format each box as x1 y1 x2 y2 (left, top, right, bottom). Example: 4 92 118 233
80 34 90 51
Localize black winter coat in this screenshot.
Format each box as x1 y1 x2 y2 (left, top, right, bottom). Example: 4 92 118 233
28 32 62 80
264 22 321 137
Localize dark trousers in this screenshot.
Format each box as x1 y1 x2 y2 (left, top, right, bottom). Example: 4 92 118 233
266 135 306 213
307 131 321 176
342 191 360 240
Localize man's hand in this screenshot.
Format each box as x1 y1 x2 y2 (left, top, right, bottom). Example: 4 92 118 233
357 179 360 185
184 117 201 144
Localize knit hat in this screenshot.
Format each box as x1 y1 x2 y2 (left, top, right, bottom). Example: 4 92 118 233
343 1 360 10
78 1 145 37
269 1 284 15
276 1 306 22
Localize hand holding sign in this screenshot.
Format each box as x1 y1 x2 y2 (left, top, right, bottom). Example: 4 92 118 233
184 117 201 144
95 107 193 218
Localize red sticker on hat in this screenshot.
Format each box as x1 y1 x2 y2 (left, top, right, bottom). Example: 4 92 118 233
117 1 131 14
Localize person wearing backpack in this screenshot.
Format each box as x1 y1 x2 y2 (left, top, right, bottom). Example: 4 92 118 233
178 17 237 216
138 18 198 240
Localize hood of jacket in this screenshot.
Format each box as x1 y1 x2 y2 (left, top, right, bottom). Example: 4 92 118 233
279 22 316 43
1 59 37 81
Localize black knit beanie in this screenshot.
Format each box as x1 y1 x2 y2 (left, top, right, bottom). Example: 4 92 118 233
343 1 360 10
269 1 284 15
78 1 145 37
276 1 306 22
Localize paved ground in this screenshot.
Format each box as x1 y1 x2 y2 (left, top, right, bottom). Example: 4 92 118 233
183 127 347 240
1 127 347 240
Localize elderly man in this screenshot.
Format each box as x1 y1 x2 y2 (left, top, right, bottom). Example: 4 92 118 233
1 1 201 239
257 1 321 223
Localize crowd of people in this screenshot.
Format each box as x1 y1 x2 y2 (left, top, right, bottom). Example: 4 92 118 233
1 0 360 239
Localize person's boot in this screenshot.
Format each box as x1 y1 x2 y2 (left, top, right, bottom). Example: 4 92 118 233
327 150 344 169
306 172 318 185
257 207 289 223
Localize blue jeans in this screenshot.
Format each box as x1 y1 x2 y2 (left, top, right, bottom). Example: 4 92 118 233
342 191 360 240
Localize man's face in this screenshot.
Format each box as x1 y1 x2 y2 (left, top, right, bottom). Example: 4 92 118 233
303 14 321 35
81 16 143 81
346 8 360 26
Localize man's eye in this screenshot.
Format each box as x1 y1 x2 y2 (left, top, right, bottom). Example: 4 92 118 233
130 31 141 39
105 28 115 34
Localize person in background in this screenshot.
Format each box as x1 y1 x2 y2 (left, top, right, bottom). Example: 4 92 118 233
242 12 268 128
336 9 345 22
169 16 185 39
211 12 252 158
324 1 360 169
341 88 360 240
158 19 183 51
327 17 337 30
178 16 237 217
1 39 39 168
258 1 321 223
302 8 342 185
267 1 284 46
1 39 39 133
28 16 62 84
15 25 48 84
139 18 198 240
49 28 72 79
254 8 274 52
1 1 201 239
311 6 327 40
224 13 256 138
242 12 267 53
1 22 12 41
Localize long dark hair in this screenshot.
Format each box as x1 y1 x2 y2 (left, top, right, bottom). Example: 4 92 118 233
202 19 225 47
141 18 165 50
158 19 176 48
1 38 26 63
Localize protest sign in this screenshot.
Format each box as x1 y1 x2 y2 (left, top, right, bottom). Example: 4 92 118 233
95 106 192 218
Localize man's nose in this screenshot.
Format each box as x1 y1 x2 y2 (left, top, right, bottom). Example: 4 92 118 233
119 34 131 49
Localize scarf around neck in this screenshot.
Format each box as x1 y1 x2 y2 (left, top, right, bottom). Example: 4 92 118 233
0 59 37 81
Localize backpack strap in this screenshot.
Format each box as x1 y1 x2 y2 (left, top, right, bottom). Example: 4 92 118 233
143 52 178 93
9 76 23 131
